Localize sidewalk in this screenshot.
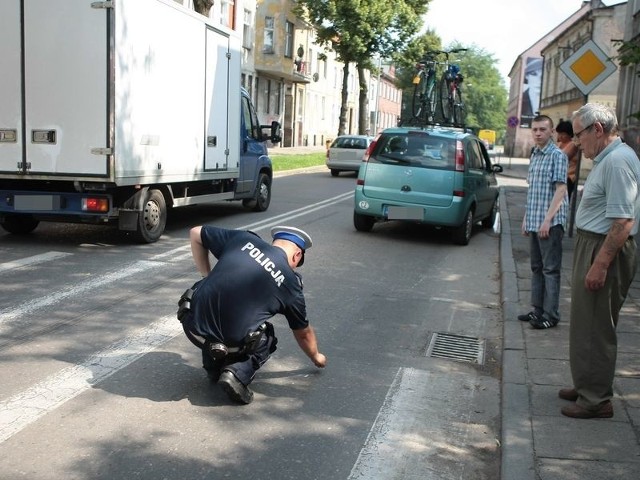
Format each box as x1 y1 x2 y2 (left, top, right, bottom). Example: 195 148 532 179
498 158 640 479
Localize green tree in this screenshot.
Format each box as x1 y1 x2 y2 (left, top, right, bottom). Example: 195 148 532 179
295 0 429 136
451 44 508 136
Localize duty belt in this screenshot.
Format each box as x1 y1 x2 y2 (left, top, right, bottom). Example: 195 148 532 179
182 321 267 360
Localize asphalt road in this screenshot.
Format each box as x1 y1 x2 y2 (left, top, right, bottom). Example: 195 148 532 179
0 169 504 479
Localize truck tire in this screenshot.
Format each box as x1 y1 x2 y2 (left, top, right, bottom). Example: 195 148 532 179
134 189 166 243
243 172 271 212
0 214 39 234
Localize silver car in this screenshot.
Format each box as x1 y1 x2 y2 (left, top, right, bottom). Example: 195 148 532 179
326 135 374 176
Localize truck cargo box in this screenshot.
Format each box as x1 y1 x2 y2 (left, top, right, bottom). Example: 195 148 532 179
0 0 277 242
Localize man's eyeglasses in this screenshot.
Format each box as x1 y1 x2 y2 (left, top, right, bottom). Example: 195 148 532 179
573 124 593 143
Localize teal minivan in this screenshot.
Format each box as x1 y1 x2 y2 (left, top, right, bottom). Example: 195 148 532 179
353 126 503 245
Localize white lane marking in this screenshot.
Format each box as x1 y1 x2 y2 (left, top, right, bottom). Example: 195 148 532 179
348 367 479 480
0 260 165 328
0 314 181 444
232 191 353 232
0 251 72 273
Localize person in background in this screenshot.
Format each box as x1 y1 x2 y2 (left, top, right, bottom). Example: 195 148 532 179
178 225 326 405
556 120 579 200
559 103 640 419
518 115 568 329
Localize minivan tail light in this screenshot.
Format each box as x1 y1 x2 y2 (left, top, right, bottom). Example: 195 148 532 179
362 136 379 162
454 140 465 172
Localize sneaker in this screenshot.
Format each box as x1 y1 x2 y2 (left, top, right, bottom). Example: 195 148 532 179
529 314 558 329
219 370 254 405
518 311 538 322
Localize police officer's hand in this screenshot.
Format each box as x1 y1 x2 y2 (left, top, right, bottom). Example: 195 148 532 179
312 352 327 368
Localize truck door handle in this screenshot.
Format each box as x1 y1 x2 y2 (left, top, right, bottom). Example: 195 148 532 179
32 130 57 144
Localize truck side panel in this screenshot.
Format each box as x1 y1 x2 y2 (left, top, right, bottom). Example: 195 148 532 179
24 0 109 176
0 1 22 174
205 26 237 172
114 0 237 182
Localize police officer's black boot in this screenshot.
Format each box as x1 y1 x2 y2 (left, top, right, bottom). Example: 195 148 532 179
219 370 254 404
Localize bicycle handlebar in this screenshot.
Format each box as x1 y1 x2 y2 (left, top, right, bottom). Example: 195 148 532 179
420 48 468 61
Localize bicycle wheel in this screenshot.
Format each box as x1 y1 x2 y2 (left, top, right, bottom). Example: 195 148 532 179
453 88 466 126
425 75 438 122
439 75 453 124
412 71 427 118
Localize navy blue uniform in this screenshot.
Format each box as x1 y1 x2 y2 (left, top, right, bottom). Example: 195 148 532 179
182 226 308 384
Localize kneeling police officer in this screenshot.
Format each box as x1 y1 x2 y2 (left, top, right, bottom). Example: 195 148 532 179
178 225 326 404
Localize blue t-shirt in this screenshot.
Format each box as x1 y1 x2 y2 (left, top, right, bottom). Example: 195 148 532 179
182 227 308 343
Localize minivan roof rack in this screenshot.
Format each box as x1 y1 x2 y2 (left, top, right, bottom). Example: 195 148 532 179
399 117 468 131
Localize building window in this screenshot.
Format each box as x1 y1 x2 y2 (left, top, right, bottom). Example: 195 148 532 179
264 17 274 54
265 79 271 114
219 0 234 28
275 82 281 115
284 21 294 58
297 88 304 117
243 9 252 49
254 77 260 110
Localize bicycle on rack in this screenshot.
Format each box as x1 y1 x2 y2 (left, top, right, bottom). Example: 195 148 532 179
411 48 468 126
411 51 441 123
438 48 468 126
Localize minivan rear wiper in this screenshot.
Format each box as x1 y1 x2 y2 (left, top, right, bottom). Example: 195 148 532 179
377 153 412 164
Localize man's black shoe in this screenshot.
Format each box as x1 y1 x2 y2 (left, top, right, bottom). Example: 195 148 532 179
204 366 221 383
529 315 558 329
219 370 254 404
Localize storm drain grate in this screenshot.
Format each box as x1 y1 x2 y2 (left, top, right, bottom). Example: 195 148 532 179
425 332 485 364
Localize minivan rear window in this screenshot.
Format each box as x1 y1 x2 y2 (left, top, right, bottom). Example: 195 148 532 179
372 134 455 170
333 137 368 149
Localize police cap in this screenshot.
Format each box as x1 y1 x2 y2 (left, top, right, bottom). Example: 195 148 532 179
271 225 313 266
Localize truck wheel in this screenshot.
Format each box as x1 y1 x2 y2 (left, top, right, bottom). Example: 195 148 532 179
134 189 166 243
243 172 271 212
0 214 39 234
353 211 374 232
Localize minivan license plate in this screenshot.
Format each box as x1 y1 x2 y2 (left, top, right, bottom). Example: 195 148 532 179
386 206 423 220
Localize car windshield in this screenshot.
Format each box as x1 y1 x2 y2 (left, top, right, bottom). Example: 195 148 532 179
373 134 455 169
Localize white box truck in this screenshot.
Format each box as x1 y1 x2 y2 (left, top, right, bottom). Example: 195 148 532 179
0 0 280 243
